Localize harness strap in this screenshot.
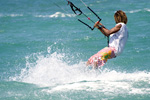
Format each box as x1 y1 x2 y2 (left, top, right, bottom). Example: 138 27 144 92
107 36 109 47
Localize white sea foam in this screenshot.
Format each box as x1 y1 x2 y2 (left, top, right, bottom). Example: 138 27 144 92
11 46 150 96
0 14 23 17
144 8 150 12
0 12 75 18
43 70 150 95
35 12 75 18
126 8 150 13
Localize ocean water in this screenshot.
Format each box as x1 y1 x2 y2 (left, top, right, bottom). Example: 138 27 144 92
0 0 150 99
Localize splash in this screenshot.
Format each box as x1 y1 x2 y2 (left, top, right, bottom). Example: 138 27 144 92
43 69 150 96
11 46 150 96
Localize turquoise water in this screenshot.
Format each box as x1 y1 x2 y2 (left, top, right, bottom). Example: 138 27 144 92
0 0 150 99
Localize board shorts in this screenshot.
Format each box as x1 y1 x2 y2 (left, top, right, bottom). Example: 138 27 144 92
88 47 116 68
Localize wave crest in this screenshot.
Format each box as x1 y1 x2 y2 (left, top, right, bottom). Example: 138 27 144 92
0 14 23 17
35 12 75 18
126 8 150 13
